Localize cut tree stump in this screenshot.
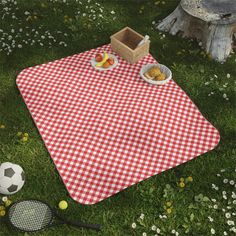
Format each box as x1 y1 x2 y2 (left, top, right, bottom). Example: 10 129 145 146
157 0 236 62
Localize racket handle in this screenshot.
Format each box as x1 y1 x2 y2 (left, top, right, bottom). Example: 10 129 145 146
68 221 101 231
54 211 101 231
55 211 101 231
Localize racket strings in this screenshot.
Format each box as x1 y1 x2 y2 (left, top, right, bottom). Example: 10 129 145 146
8 200 53 232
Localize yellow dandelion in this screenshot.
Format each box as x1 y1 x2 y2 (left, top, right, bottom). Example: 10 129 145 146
166 201 172 207
0 125 5 129
5 200 12 207
0 210 6 217
166 208 172 214
180 177 185 182
187 176 193 182
0 206 5 211
23 133 29 138
17 132 22 136
22 136 28 142
179 182 185 188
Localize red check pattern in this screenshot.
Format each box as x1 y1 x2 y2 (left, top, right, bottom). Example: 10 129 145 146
16 44 220 204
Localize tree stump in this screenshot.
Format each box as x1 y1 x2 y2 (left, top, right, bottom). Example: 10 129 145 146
157 0 236 62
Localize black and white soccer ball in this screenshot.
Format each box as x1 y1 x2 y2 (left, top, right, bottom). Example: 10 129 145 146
0 162 25 195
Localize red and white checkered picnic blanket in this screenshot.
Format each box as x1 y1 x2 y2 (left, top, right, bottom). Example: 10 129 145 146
17 44 220 204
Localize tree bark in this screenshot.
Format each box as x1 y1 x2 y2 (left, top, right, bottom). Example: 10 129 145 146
156 0 236 62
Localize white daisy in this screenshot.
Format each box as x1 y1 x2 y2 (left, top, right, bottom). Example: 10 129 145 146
223 179 228 184
140 213 145 220
151 225 157 231
208 216 214 222
131 223 136 229
2 196 8 202
227 220 234 226
211 228 215 234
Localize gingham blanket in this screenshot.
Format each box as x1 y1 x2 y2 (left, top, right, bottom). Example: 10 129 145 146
17 44 220 204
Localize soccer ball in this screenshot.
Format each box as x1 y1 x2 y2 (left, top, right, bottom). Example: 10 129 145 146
0 162 25 195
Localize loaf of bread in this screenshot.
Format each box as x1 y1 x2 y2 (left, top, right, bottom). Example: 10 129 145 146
147 66 161 77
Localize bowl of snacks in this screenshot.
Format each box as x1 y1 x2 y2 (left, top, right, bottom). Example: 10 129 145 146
140 63 172 85
91 51 119 71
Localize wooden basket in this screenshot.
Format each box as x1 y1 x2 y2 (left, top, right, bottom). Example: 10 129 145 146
110 27 150 64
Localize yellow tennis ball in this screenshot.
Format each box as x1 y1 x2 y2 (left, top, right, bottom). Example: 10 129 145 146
58 200 68 210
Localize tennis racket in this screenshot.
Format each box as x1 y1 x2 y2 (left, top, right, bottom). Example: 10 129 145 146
7 199 101 232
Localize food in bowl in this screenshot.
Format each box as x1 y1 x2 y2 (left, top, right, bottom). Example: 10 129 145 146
144 65 166 81
147 66 161 77
94 51 115 69
140 63 172 85
155 73 166 81
91 52 118 71
95 54 103 62
102 61 110 69
95 51 109 67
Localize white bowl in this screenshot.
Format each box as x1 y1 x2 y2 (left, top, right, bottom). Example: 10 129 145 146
140 63 172 85
90 54 119 71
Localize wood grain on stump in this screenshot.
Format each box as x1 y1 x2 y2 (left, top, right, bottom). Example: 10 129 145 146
157 0 236 62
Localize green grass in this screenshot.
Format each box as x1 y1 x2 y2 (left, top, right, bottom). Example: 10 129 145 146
0 0 235 235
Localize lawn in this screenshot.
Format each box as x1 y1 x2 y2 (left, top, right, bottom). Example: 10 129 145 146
0 0 235 235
